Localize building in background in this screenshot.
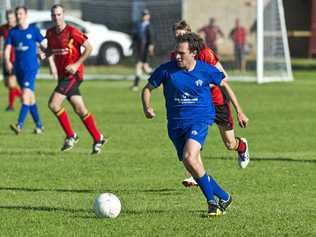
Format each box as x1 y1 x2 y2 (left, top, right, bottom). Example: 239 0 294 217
0 0 315 58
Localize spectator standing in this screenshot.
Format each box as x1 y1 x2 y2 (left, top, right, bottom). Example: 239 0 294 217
229 18 247 71
131 9 154 91
198 18 224 54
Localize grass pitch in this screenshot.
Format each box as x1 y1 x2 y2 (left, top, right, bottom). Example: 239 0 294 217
0 73 315 236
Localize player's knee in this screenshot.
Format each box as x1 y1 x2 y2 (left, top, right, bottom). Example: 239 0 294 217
183 152 198 166
74 106 87 117
48 101 60 112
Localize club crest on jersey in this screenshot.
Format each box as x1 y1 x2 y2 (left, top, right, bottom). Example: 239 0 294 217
195 79 203 87
26 33 32 39
191 130 198 136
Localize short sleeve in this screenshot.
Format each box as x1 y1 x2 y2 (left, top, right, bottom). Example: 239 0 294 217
205 64 225 86
71 27 88 45
5 29 13 45
148 65 167 88
34 26 44 43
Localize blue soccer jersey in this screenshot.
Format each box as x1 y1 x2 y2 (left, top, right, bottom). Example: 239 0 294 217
148 60 225 125
5 24 44 72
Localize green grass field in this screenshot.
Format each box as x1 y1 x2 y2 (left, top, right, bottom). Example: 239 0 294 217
0 71 315 236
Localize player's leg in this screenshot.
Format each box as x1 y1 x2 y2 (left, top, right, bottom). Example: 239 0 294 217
10 87 32 134
182 139 223 216
22 71 44 134
131 61 143 91
183 123 231 216
215 102 249 168
49 80 77 151
6 74 21 111
68 94 106 154
218 126 249 168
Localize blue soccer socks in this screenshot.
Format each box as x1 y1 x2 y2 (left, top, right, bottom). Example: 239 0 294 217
194 172 216 204
208 176 229 202
30 103 43 128
17 104 30 128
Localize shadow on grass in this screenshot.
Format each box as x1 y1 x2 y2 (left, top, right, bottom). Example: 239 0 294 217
0 205 90 214
204 156 316 164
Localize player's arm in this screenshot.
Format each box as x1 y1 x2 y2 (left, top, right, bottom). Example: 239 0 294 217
65 39 92 75
215 61 228 79
38 40 58 79
141 82 156 119
219 80 249 128
4 44 13 73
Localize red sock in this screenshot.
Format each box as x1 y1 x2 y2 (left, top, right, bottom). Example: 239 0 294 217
237 138 246 153
8 87 22 108
8 88 15 108
82 113 102 142
56 108 75 138
14 87 22 98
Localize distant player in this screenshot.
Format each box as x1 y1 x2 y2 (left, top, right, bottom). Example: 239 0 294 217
0 9 21 111
171 20 249 187
5 6 45 134
40 4 106 154
142 33 234 216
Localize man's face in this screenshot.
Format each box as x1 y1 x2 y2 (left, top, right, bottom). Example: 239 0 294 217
175 42 195 69
51 6 64 27
16 8 27 26
7 13 16 27
175 29 186 37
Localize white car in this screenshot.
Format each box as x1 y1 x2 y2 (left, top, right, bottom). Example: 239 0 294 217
28 10 132 65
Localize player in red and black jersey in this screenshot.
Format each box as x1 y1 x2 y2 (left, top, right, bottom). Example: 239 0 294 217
0 9 21 111
40 4 106 154
171 20 250 187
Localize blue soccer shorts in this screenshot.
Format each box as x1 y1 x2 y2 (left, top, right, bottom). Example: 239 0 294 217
167 121 210 161
15 69 37 91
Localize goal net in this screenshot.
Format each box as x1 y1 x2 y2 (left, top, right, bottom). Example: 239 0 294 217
0 0 293 83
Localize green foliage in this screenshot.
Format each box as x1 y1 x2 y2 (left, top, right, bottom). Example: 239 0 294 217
0 76 315 236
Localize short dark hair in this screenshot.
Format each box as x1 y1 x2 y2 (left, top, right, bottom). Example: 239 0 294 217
51 4 64 13
176 32 204 54
173 20 191 32
5 9 14 18
15 6 27 14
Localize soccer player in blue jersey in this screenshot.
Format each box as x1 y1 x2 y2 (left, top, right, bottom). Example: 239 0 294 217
4 6 46 134
142 33 236 217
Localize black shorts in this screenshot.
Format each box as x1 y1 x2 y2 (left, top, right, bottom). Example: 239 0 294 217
214 102 234 130
54 77 82 98
136 43 149 63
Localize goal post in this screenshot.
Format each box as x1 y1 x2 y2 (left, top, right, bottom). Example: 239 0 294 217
256 0 294 83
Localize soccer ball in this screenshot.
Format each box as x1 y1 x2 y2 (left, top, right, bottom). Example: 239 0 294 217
93 193 121 218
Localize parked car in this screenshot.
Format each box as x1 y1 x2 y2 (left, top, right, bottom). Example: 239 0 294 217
28 10 133 65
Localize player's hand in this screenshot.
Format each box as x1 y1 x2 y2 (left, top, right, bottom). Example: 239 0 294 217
38 51 47 60
144 107 156 119
237 111 249 128
65 63 79 75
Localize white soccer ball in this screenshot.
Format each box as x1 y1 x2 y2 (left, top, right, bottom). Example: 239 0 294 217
93 193 121 218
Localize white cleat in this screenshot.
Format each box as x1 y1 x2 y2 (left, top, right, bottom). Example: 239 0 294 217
182 176 198 187
238 137 249 169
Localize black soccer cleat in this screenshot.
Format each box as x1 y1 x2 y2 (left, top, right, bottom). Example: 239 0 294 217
208 202 224 217
61 134 79 151
91 135 108 155
218 195 233 214
10 123 22 135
